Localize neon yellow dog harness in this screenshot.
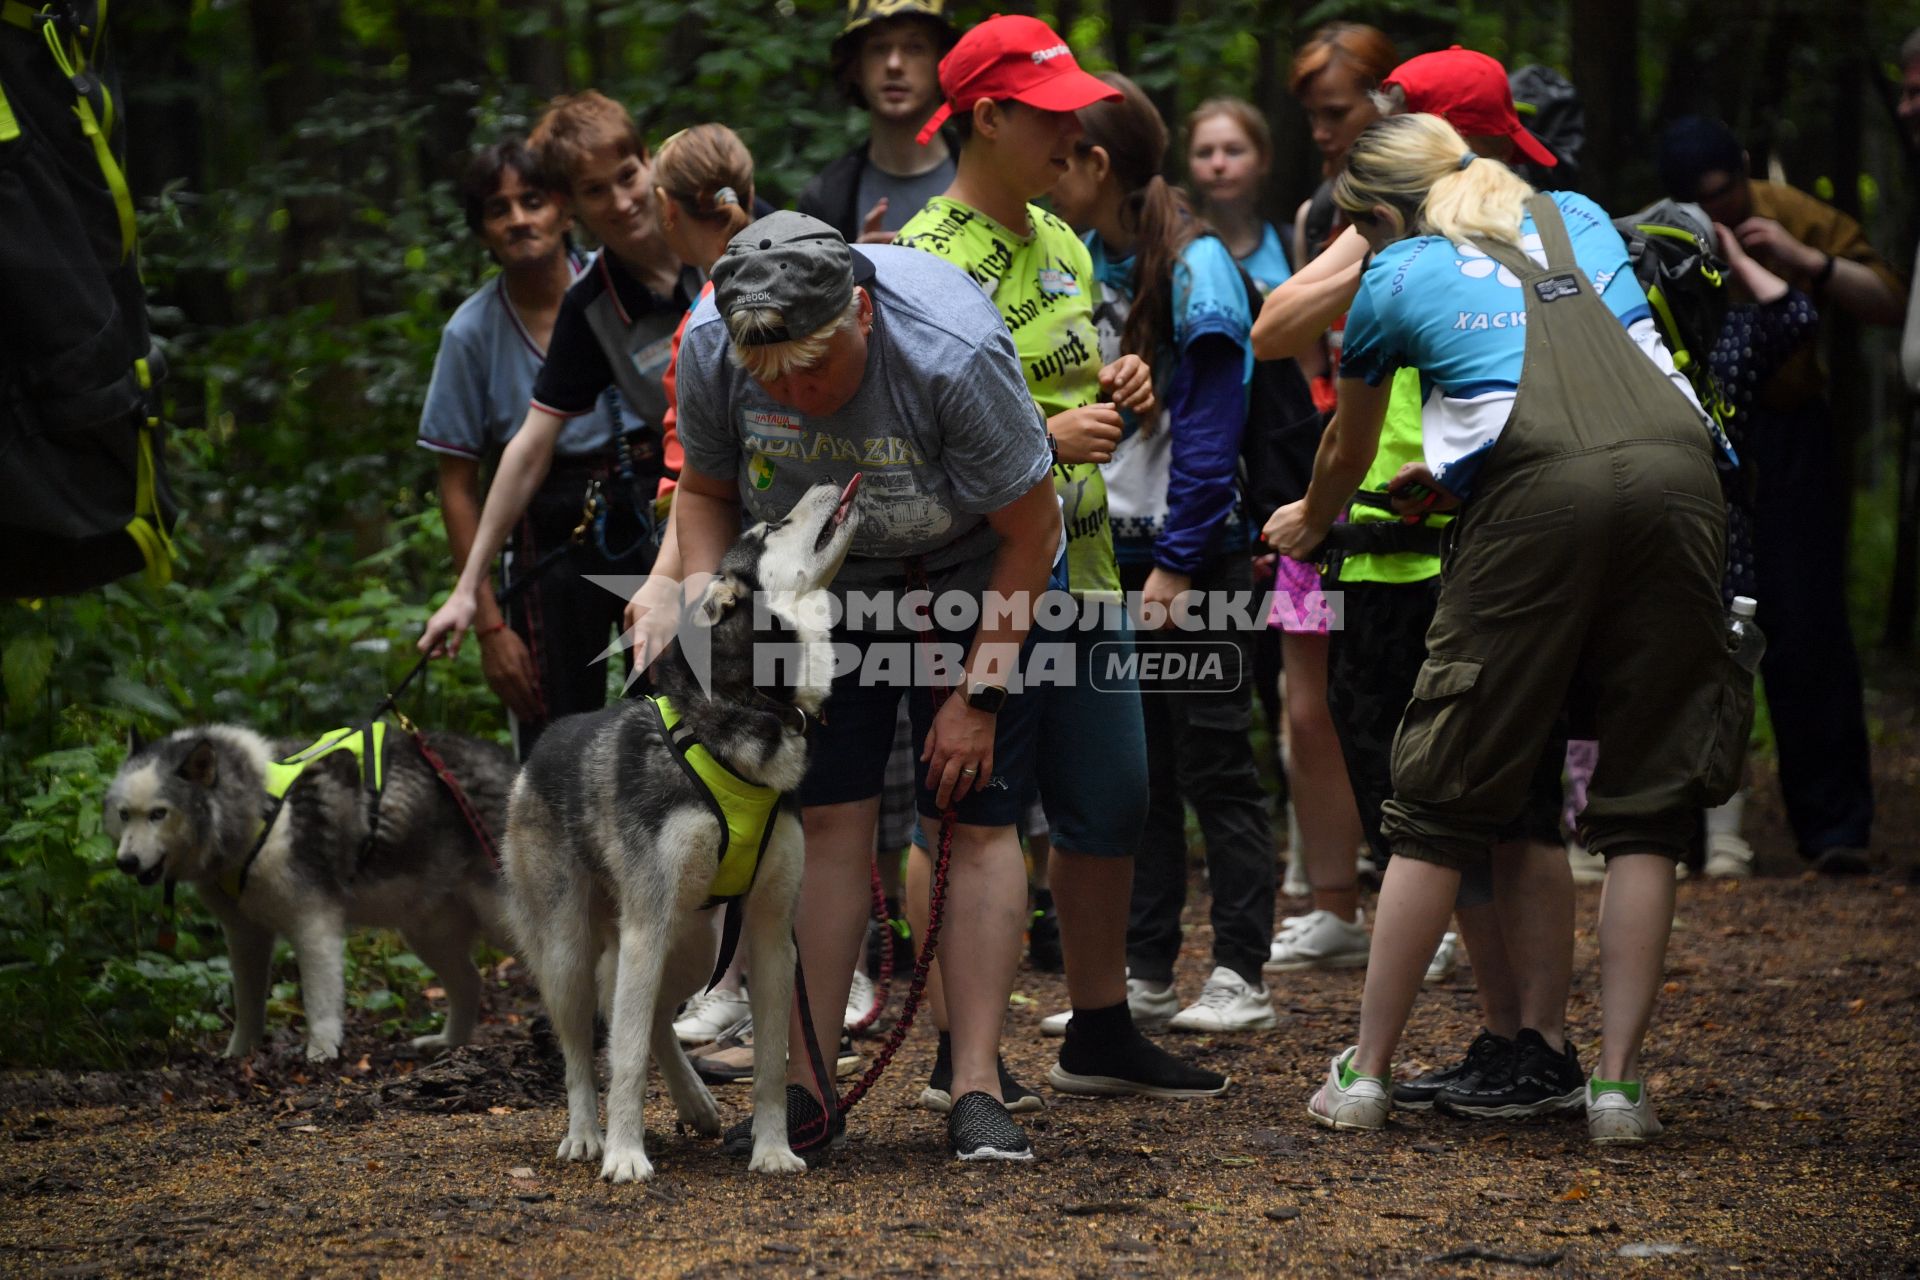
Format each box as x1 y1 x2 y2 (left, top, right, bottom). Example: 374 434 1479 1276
223 723 388 898
649 696 783 902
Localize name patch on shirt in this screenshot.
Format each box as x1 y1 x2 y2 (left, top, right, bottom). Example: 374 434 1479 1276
743 408 805 441
1037 267 1080 297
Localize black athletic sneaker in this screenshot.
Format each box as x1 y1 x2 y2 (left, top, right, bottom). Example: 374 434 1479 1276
1392 1030 1514 1112
721 1084 845 1164
1027 894 1063 973
920 1037 1044 1114
1436 1027 1584 1119
948 1091 1034 1162
1048 1021 1230 1098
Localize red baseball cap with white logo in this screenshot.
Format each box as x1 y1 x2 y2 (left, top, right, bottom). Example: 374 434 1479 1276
1382 47 1557 169
916 14 1121 145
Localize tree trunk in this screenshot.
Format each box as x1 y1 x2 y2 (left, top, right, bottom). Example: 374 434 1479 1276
1570 0 1641 214
119 0 203 202
505 0 570 102
399 0 486 186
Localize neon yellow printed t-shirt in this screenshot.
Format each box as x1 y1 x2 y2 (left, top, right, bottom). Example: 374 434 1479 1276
1341 366 1451 585
896 197 1120 599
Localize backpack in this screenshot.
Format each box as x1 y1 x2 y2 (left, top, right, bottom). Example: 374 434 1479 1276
1233 268 1323 522
1611 199 1734 427
1508 65 1585 188
0 2 175 598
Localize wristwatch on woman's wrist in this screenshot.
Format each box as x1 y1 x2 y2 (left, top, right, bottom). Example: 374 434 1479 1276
964 682 1008 715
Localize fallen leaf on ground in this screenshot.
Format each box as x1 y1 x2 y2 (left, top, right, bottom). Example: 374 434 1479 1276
1554 1184 1590 1202
508 1167 535 1180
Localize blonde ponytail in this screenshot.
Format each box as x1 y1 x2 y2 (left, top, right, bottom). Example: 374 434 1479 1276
1333 113 1534 248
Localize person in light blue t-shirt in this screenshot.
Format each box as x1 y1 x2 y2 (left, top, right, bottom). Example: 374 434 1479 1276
1185 97 1293 293
1339 187 1709 500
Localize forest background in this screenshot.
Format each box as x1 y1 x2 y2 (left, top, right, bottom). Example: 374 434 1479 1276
4 0 1919 1071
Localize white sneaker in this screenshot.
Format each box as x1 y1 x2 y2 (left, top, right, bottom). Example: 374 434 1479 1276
1308 1045 1390 1130
1168 966 1277 1032
1039 1007 1071 1036
1424 930 1461 984
1264 909 1369 973
843 969 879 1030
1587 1078 1663 1143
1567 840 1607 885
1127 976 1180 1030
673 986 750 1045
1703 832 1754 879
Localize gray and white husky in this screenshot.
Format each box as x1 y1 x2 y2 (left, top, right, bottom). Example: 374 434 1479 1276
105 725 517 1061
504 477 860 1182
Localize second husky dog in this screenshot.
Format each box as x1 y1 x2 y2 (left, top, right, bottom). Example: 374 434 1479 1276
105 725 516 1060
504 478 860 1182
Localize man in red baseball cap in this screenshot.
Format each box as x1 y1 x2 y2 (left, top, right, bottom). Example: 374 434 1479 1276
914 13 1122 145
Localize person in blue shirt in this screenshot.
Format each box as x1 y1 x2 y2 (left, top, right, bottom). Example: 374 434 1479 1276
1185 97 1292 293
1050 72 1278 1036
1265 113 1743 1145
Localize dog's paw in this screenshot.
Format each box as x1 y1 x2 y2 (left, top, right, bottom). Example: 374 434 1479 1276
304 1038 342 1063
223 1034 259 1059
676 1092 722 1137
748 1145 808 1176
556 1129 604 1163
409 1031 454 1053
599 1145 654 1184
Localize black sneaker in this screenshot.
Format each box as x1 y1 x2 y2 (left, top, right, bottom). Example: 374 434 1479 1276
1027 894 1063 973
1392 1030 1514 1112
1048 1022 1230 1098
1436 1028 1584 1119
920 1038 1044 1114
721 1084 845 1164
948 1091 1034 1162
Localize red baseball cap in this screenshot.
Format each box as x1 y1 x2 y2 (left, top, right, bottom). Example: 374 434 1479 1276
1382 47 1557 169
915 14 1121 145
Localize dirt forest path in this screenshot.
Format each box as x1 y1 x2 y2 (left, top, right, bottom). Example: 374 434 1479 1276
4 864 1918 1279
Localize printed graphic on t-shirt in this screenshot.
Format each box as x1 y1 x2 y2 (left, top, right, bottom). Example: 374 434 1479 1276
897 197 1118 598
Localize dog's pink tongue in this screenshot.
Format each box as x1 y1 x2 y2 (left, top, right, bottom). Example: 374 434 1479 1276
832 473 861 527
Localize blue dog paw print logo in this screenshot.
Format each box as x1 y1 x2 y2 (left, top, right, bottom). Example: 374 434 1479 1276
1455 233 1544 287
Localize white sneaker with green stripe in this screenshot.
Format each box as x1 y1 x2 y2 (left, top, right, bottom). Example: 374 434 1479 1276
1308 1046 1391 1131
1586 1076 1663 1143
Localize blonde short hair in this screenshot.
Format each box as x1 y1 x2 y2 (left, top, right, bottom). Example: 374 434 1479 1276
725 292 862 383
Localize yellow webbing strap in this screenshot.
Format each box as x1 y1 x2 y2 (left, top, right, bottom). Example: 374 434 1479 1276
1 1 31 29
124 357 176 588
0 74 17 142
36 4 133 259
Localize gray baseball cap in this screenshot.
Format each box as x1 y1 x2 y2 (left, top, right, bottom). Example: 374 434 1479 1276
711 210 876 346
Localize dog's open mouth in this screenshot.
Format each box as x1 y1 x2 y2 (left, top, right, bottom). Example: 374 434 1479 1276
135 861 166 887
815 472 861 551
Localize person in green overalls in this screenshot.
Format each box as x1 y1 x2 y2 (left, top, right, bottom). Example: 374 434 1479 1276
1254 50 1585 1120
1265 113 1745 1144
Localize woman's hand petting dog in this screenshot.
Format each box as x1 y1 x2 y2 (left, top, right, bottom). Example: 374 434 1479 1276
922 696 997 810
419 588 478 659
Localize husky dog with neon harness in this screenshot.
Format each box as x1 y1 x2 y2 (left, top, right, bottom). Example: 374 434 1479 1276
104 726 516 1061
503 477 860 1182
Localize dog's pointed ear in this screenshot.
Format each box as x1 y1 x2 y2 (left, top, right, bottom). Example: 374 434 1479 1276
176 738 219 789
127 725 148 756
693 573 744 628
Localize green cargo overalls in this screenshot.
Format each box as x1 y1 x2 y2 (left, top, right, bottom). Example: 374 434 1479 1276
1380 195 1751 868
